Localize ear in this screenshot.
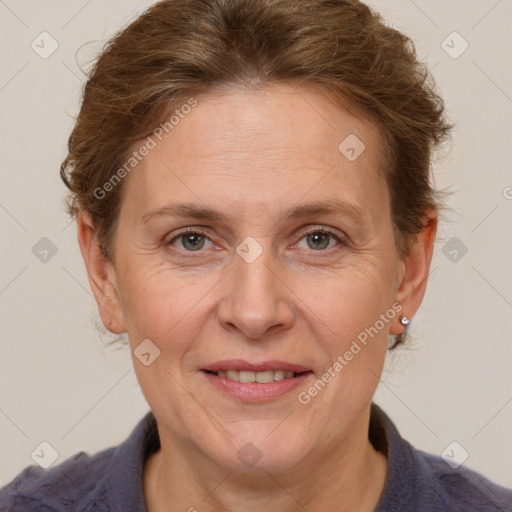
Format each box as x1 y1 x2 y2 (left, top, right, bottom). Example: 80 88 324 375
390 210 437 335
76 211 126 334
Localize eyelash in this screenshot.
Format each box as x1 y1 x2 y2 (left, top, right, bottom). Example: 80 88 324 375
166 226 347 254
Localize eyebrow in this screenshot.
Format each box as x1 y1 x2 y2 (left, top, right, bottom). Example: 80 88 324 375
140 198 370 227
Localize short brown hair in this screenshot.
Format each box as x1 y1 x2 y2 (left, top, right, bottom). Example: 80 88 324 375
60 0 453 348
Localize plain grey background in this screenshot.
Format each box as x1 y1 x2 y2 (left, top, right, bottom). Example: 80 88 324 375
1 0 511 488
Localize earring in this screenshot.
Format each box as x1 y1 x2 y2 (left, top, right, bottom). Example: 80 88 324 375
401 315 410 327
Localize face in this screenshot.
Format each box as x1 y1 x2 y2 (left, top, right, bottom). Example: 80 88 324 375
81 85 432 474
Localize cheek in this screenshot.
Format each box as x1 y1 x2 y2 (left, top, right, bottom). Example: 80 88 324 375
299 261 396 343
118 260 219 355
119 266 212 413
296 262 393 398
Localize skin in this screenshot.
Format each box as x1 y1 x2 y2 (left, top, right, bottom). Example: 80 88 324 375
77 85 436 512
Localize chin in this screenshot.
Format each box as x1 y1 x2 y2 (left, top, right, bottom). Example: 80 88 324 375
208 424 314 474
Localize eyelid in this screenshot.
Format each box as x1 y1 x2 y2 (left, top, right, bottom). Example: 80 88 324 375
299 225 346 238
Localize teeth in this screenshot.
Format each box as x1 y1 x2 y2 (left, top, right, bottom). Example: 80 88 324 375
239 370 255 383
226 370 238 381
215 369 301 382
255 370 274 383
273 370 285 381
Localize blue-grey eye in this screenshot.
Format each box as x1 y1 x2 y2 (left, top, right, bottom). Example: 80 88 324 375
181 233 205 251
307 232 330 250
297 231 341 251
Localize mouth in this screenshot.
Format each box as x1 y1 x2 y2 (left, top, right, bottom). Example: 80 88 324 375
202 369 311 383
200 360 314 402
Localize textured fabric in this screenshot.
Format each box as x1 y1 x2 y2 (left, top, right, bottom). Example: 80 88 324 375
1 404 511 511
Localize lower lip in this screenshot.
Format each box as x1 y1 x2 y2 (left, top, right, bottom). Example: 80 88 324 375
201 371 313 402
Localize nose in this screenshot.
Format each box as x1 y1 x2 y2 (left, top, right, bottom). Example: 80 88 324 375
217 242 295 340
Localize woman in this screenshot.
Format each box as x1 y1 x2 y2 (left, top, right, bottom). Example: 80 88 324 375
1 0 511 510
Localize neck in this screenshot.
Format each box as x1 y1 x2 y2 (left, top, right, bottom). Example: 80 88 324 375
143 405 388 512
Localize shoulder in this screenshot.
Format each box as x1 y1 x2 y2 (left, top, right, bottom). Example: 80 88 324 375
0 447 115 512
0 411 158 512
415 449 512 511
370 403 512 512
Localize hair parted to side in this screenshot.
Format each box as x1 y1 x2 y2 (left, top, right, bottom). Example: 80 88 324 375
60 0 453 349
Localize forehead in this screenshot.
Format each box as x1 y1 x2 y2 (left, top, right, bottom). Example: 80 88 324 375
167 86 382 167
121 85 389 224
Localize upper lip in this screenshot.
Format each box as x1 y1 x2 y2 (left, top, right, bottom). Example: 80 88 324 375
202 359 311 373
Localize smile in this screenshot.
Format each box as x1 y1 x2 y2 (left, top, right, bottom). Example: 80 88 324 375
206 369 300 383
200 360 314 401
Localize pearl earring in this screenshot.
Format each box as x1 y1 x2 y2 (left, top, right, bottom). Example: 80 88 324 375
401 315 410 326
